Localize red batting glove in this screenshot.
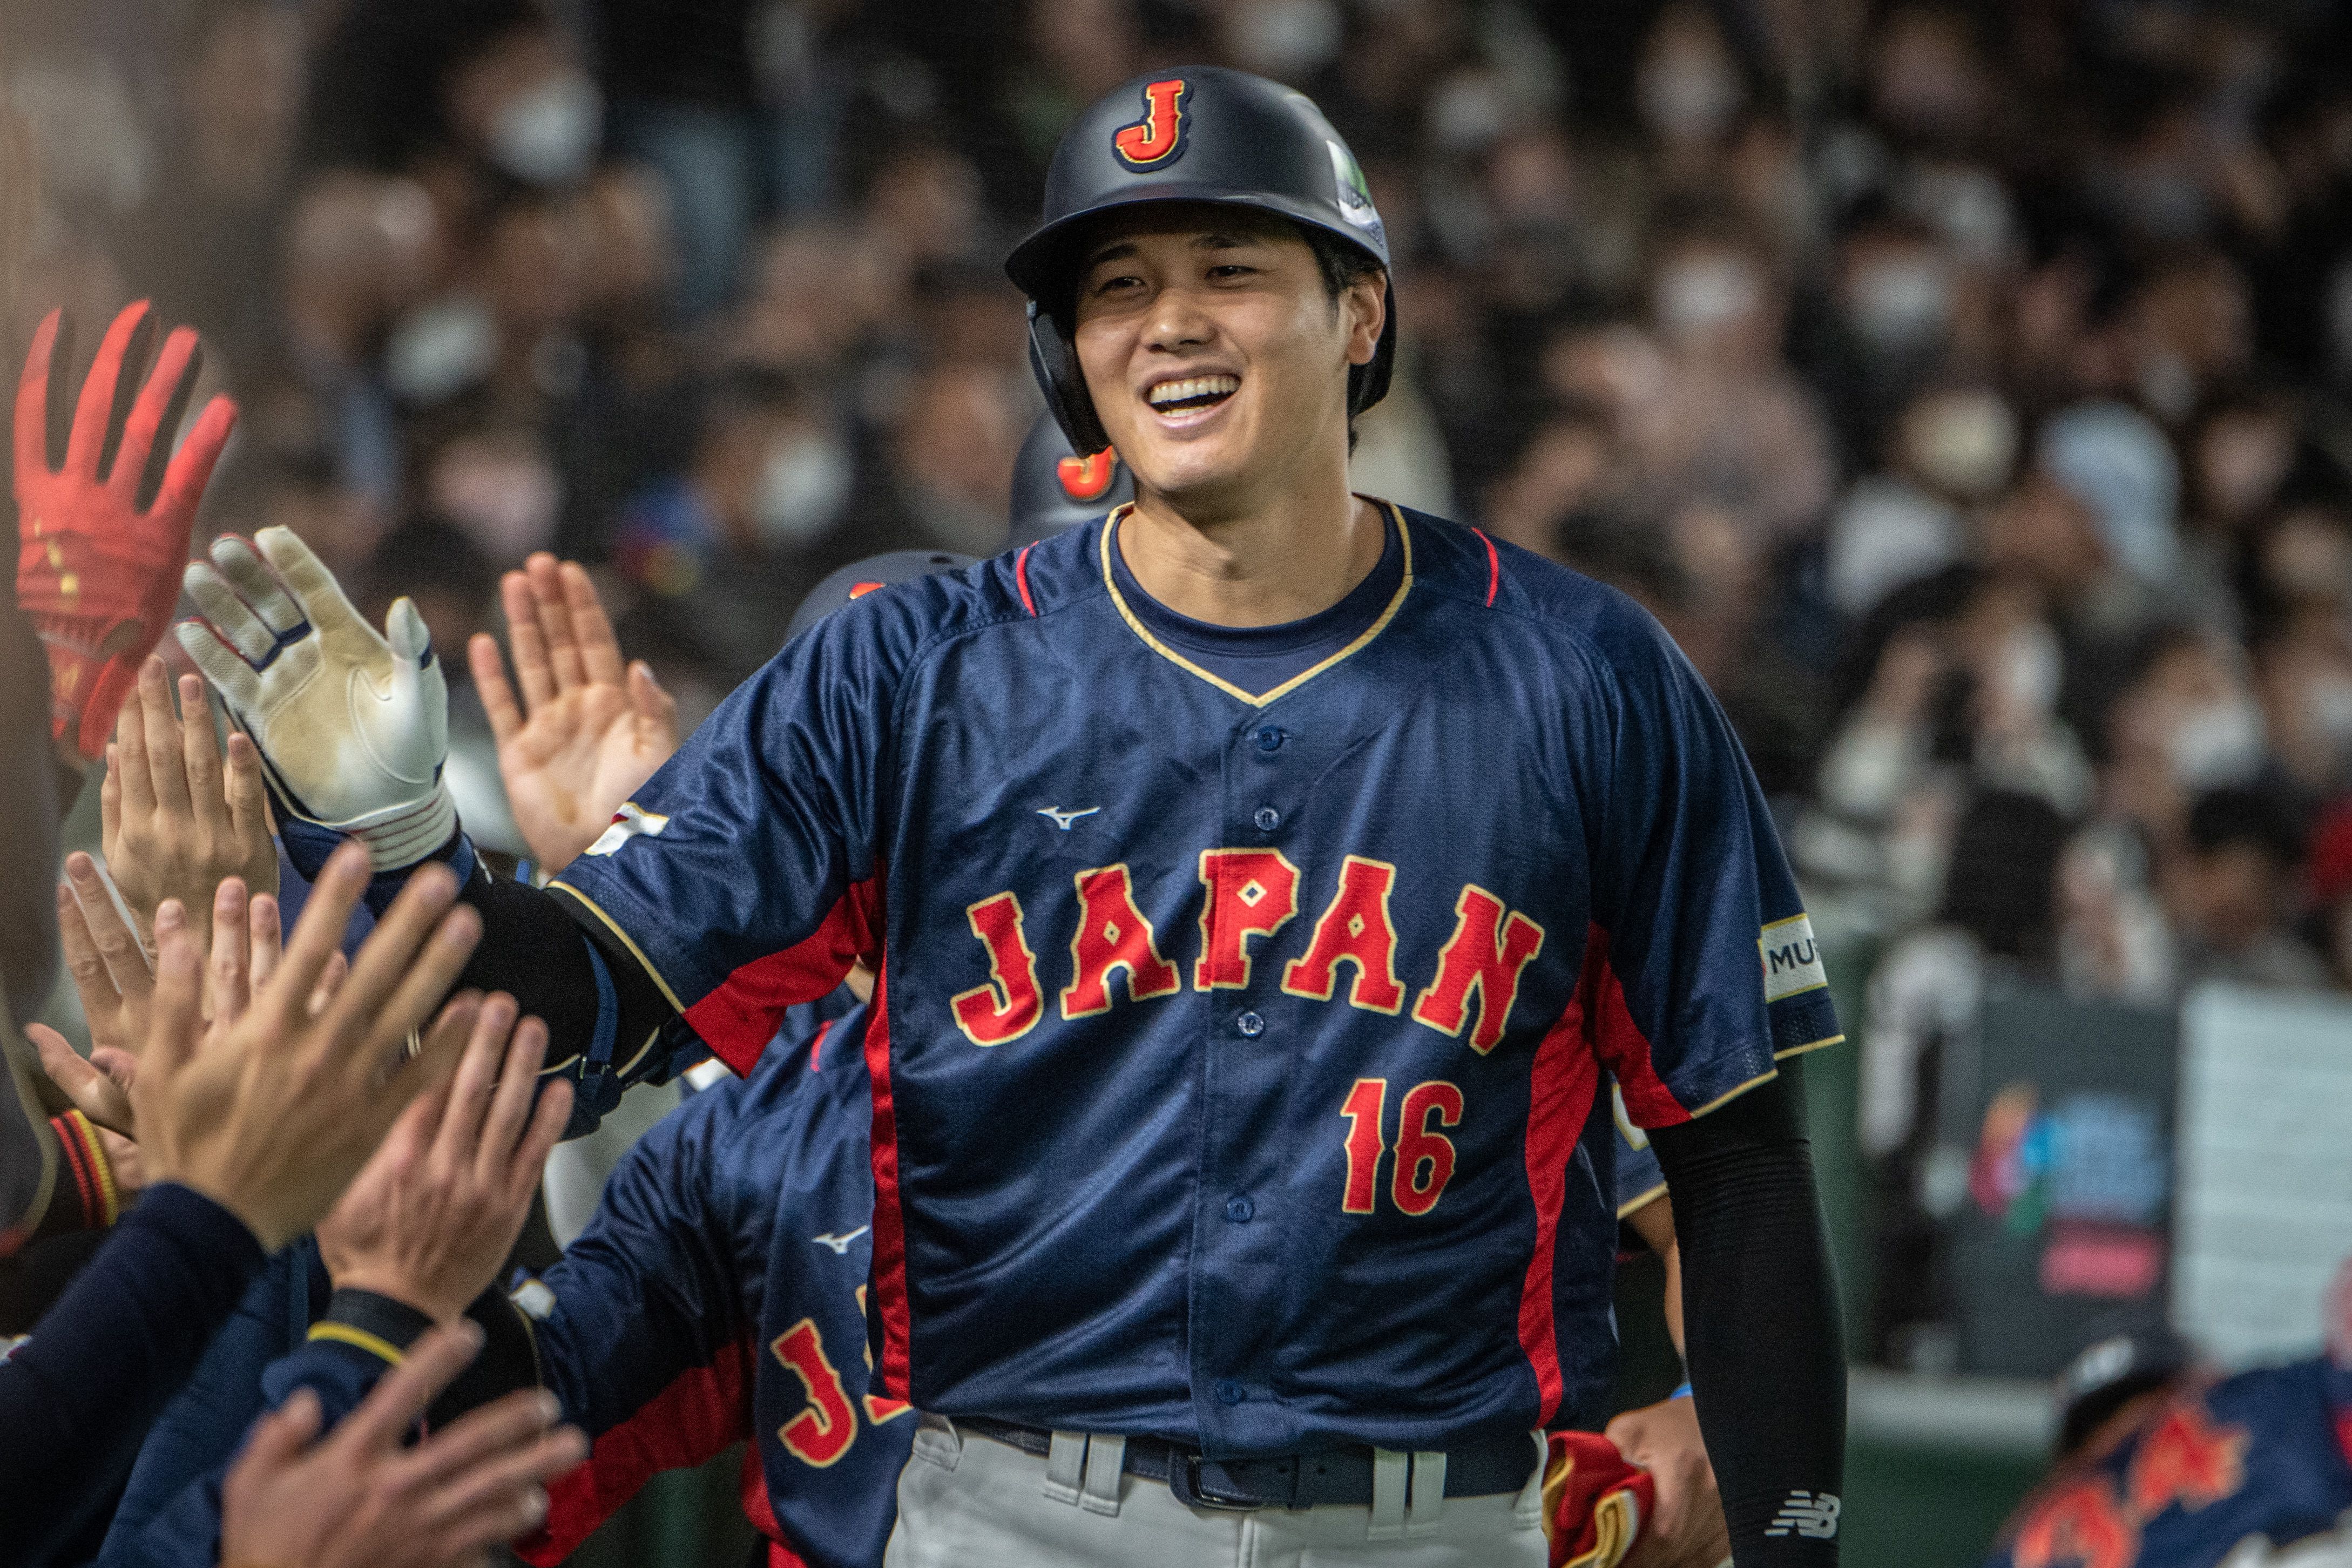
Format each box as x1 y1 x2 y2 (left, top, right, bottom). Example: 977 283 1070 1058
13 302 237 761
1546 1429 1659 1568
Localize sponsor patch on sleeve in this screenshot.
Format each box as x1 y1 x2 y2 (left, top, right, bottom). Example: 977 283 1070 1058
1759 913 1828 1003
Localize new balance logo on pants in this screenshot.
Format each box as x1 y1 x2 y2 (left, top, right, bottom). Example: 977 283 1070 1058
1764 1490 1841 1539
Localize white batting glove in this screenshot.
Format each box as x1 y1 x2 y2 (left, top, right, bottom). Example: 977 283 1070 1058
174 527 455 871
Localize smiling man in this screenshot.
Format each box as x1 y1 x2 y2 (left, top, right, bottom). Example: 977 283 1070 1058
176 66 1846 1568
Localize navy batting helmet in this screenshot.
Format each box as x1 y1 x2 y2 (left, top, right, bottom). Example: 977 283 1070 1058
1005 66 1395 456
2053 1320 2193 1458
1007 411 1133 548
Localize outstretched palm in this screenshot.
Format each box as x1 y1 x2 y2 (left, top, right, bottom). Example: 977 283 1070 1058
469 555 679 874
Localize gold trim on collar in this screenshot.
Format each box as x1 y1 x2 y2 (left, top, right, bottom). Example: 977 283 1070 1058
1097 499 1415 707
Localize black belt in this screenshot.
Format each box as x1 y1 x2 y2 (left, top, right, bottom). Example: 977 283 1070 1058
957 1417 1537 1511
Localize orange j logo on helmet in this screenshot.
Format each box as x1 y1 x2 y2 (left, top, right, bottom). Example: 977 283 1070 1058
1111 79 1189 171
1056 448 1118 502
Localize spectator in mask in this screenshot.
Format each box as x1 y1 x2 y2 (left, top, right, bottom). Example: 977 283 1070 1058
1827 382 2019 617
609 368 843 684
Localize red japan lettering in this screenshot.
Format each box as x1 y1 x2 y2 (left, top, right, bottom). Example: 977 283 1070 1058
1283 856 1407 1015
950 893 1045 1046
2125 1404 2246 1518
1111 78 1189 170
2012 1477 2138 1568
1195 849 1302 991
1060 863 1181 1018
1411 884 1545 1053
771 1319 857 1468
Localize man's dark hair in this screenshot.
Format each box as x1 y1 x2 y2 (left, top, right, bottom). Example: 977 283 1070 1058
2187 787 2304 867
1300 225 1384 305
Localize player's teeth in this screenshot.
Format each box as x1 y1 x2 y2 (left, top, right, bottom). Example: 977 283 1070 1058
1148 375 1240 407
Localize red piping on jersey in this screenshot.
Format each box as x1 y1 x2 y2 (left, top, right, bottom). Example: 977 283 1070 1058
1015 545 1038 617
863 958 914 1400
1584 923 1691 1129
1518 990 1601 1424
521 1336 752 1565
807 1017 834 1072
682 877 881 1077
738 1448 814 1568
1471 527 1501 607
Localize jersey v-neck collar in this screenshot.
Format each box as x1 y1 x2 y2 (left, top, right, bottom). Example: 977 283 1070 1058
1097 499 1416 707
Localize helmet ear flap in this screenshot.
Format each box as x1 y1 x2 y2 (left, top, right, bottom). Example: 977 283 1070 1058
1028 303 1111 457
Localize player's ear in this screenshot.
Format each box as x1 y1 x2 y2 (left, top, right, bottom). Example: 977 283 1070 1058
1344 272 1386 368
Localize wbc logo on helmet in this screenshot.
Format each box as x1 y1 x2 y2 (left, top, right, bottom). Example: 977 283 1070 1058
1112 79 1189 171
1057 448 1119 502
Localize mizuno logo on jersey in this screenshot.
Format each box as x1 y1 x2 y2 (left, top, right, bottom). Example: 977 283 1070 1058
1764 1490 1840 1539
813 1226 870 1255
1759 913 1827 1003
948 855 1546 1053
584 801 670 858
1037 806 1100 830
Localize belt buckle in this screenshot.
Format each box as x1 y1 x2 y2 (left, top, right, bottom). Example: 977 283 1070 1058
1170 1455 1263 1512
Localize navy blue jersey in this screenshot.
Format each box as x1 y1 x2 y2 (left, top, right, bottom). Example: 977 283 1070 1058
516 1009 1679 1568
1987 1356 2352 1568
555 504 1838 1452
516 1010 899 1568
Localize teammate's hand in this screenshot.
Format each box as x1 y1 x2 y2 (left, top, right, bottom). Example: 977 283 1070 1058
220 1319 587 1568
176 528 454 873
33 873 292 1185
50 850 156 1056
468 553 677 874
102 659 278 953
14 303 238 762
1607 1395 1729 1568
317 994 572 1322
130 842 483 1251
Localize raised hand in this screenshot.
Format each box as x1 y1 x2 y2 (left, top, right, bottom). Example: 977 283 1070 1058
468 553 677 874
221 1320 587 1568
131 841 483 1252
23 852 161 1133
102 658 277 952
176 527 452 874
14 303 238 761
318 995 573 1323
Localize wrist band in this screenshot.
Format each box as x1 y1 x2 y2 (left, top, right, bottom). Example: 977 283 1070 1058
50 1111 120 1230
314 1287 437 1366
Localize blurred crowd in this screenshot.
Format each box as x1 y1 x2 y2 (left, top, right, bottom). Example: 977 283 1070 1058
9 0 2352 1251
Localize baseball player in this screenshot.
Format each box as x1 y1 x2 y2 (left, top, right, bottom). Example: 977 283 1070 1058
94 552 1708 1568
1985 1292 2352 1568
175 66 1846 1567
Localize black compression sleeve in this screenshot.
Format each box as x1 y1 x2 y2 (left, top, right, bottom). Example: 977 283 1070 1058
1648 1062 1847 1565
454 867 679 1106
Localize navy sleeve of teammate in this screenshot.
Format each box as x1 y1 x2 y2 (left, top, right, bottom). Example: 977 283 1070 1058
1581 600 1841 1127
508 1066 758 1563
549 596 914 1075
